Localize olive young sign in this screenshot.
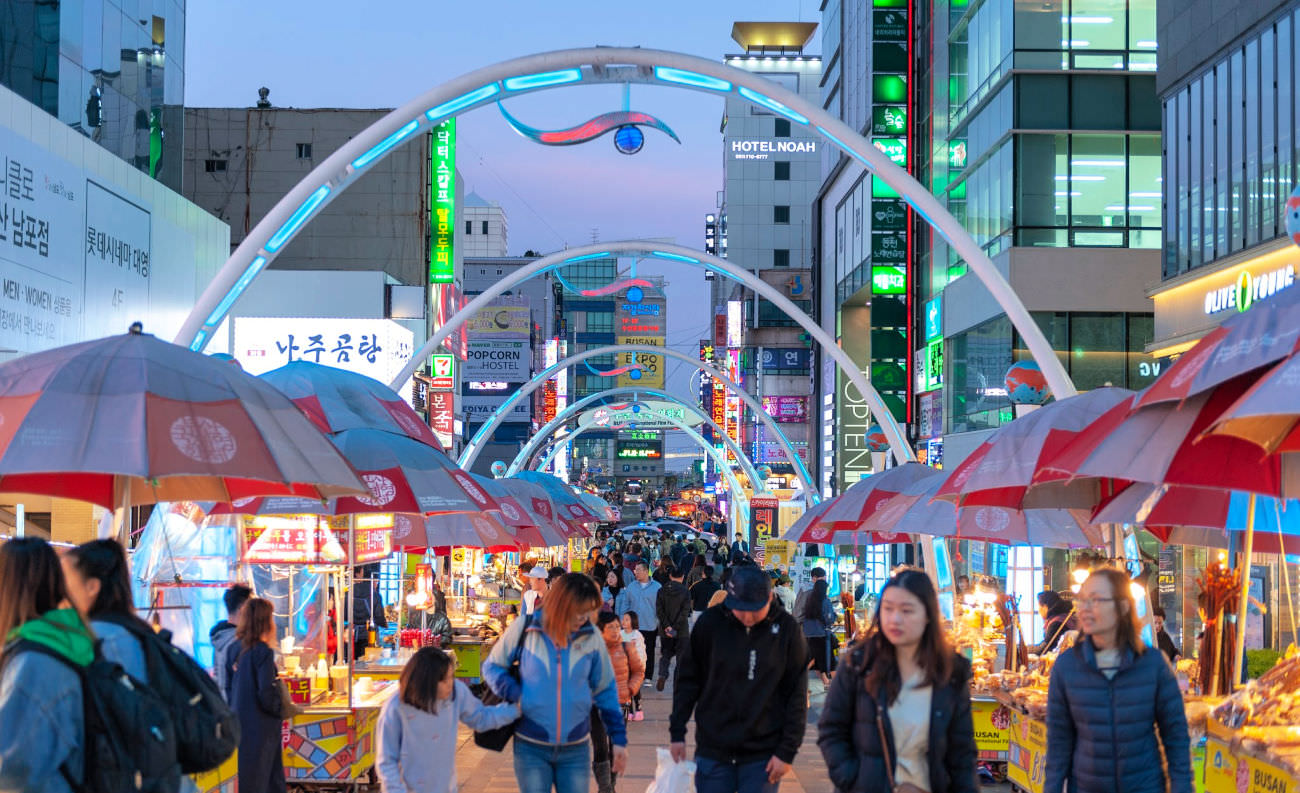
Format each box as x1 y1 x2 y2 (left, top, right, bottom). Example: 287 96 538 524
1204 264 1295 314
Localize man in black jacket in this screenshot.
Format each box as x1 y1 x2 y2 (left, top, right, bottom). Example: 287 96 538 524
689 565 722 627
655 564 692 691
670 566 807 793
210 583 252 702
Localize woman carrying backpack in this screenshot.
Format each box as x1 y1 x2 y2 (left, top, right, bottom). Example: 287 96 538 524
0 537 95 792
231 598 285 793
63 540 149 681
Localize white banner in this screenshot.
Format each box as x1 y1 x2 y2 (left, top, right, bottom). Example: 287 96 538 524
465 340 530 381
232 317 414 390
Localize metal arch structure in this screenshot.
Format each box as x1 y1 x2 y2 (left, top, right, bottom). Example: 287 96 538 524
457 343 814 492
517 402 753 538
518 395 772 499
173 47 1076 461
406 243 915 464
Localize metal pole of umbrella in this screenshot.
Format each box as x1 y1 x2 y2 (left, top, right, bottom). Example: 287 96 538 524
1277 500 1299 649
1231 492 1257 689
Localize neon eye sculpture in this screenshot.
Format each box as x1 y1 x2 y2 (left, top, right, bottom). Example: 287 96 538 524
497 102 681 155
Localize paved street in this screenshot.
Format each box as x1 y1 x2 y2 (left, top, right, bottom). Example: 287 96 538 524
455 674 836 793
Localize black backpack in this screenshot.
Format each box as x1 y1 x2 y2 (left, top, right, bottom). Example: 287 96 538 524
98 614 240 774
2 640 180 793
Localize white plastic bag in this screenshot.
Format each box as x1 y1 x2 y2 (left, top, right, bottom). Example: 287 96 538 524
645 747 696 793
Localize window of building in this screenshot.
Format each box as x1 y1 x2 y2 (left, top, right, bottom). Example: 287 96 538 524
296 143 313 159
774 205 790 224
756 298 811 327
774 161 790 181
773 249 790 267
775 118 791 138
481 220 489 234
465 221 473 234
204 159 227 173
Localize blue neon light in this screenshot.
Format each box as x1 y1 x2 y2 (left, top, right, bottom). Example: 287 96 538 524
351 119 421 170
204 255 268 327
189 330 207 351
653 66 732 92
562 251 611 264
737 86 809 124
651 250 699 264
425 83 501 121
815 125 869 167
504 69 582 91
265 186 331 253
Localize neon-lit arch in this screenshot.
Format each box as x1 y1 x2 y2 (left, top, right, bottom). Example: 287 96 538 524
517 399 753 537
527 411 748 539
457 343 813 492
507 387 806 499
174 47 1076 467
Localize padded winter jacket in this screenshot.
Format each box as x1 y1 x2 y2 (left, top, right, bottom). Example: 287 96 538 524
603 633 644 705
483 610 628 747
817 643 978 793
1044 639 1193 793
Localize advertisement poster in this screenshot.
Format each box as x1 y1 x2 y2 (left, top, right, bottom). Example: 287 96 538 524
762 395 809 423
749 496 779 563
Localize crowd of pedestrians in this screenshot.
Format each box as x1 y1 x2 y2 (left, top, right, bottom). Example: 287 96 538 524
0 530 1194 793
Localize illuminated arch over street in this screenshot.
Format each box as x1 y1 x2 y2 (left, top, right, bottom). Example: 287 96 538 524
174 47 1077 469
458 343 813 492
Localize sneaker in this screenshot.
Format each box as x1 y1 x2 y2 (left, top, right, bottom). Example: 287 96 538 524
656 678 666 692
633 711 644 721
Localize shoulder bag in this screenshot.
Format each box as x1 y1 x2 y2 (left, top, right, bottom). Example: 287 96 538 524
474 613 533 751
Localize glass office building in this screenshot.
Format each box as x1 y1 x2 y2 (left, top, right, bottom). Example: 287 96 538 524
0 0 185 191
1148 0 1300 357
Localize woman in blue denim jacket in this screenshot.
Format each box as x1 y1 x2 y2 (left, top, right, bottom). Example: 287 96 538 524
484 573 628 793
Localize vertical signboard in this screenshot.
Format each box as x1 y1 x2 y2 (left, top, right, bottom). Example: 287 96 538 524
749 496 779 565
429 120 456 284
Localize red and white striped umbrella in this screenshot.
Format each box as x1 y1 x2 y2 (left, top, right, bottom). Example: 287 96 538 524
934 388 1133 509
789 463 940 536
391 511 522 553
0 329 366 507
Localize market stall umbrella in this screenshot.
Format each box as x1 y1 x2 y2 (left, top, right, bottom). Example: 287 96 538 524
260 360 444 450
578 491 618 523
513 471 601 528
1203 352 1300 461
0 329 366 507
863 474 1103 548
391 511 522 553
209 428 499 516
1030 380 1290 505
935 387 1133 509
797 462 941 532
490 477 585 544
781 498 833 540
1135 284 1300 409
1092 484 1300 554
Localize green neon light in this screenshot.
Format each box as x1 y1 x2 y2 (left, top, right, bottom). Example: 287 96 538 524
429 119 457 284
872 266 907 295
873 75 907 103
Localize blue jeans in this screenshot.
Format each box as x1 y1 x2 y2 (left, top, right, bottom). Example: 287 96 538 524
694 755 781 793
513 737 591 793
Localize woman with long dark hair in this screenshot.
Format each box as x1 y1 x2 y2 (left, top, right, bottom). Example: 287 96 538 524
1043 568 1191 793
802 578 838 684
1034 590 1076 656
484 573 628 793
63 539 150 681
818 568 977 793
230 598 285 793
376 646 518 793
0 538 95 792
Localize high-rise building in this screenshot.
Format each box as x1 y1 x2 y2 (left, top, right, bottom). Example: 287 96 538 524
1149 0 1300 356
816 1 1165 488
463 192 509 257
184 106 435 288
1 0 185 191
711 22 822 496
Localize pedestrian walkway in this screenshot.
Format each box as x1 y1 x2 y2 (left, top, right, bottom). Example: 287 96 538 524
455 675 835 793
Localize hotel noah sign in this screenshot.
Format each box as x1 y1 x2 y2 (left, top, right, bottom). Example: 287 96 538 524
1149 239 1298 356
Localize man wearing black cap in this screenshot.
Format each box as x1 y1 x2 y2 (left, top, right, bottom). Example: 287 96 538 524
669 565 808 793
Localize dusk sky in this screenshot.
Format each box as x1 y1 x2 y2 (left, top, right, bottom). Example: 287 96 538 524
186 1 822 466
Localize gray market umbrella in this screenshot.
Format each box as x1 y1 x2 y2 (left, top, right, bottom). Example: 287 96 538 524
0 328 367 507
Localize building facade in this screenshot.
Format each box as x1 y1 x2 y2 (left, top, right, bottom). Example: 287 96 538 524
710 22 822 497
1 0 185 191
463 192 508 258
816 0 1165 489
1150 0 1300 355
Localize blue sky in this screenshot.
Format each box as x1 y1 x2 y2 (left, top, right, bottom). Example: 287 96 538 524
185 1 821 466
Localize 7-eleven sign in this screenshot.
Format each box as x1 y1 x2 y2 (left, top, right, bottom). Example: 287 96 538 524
429 354 456 390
